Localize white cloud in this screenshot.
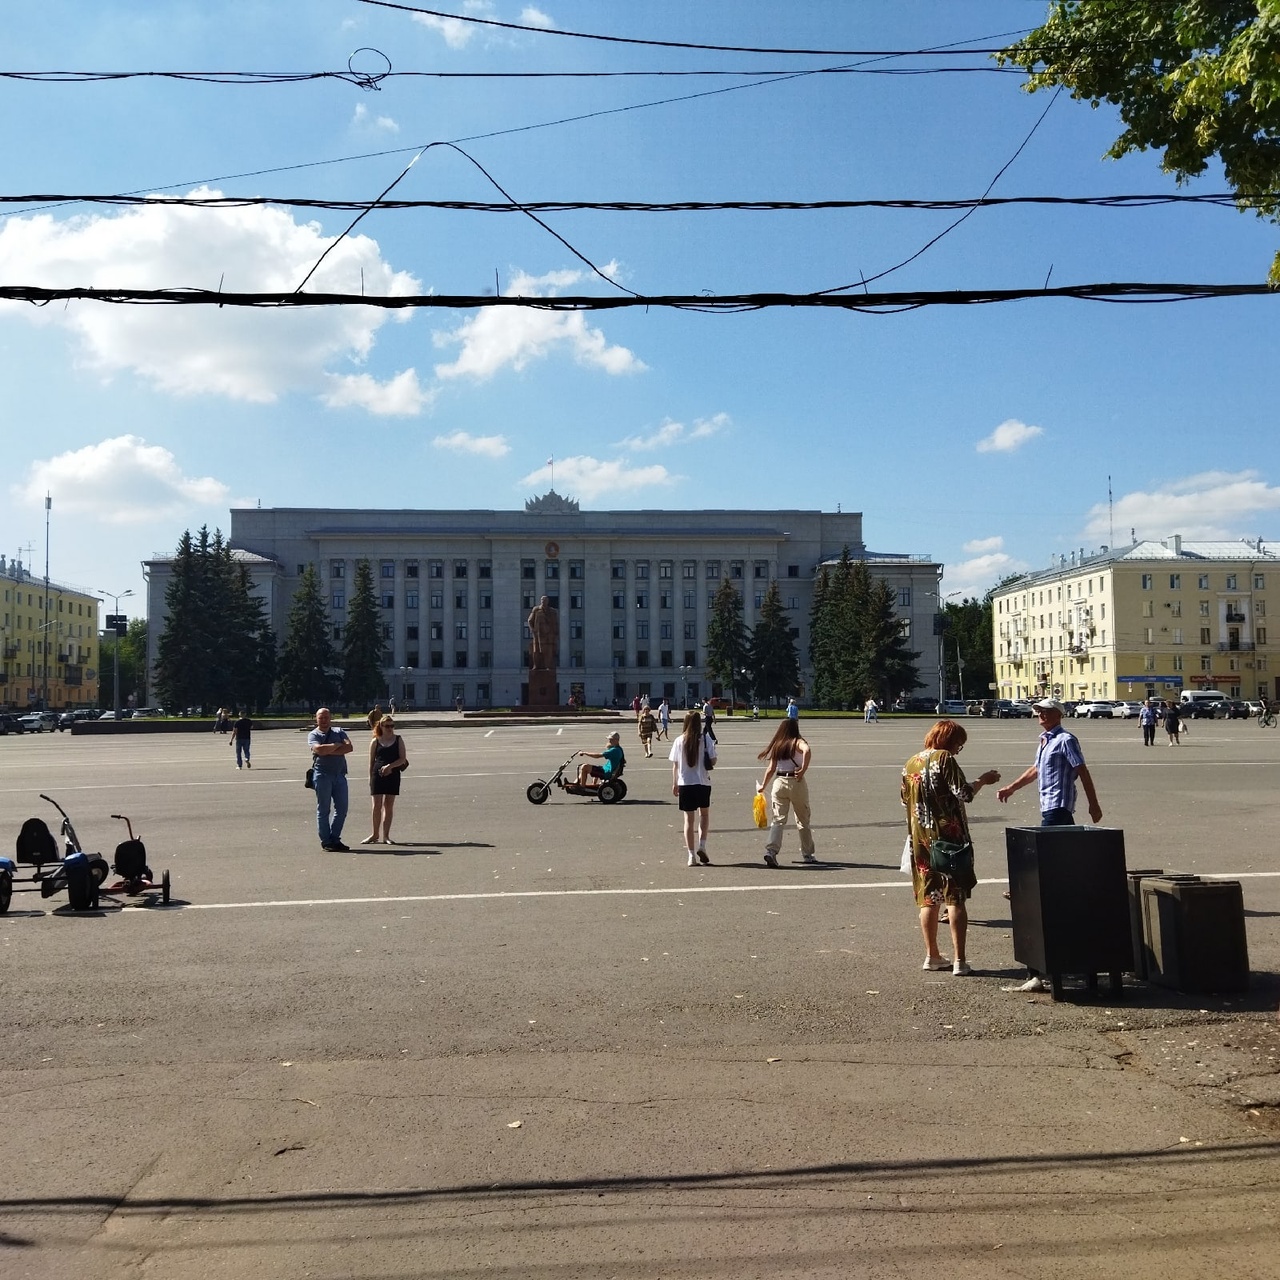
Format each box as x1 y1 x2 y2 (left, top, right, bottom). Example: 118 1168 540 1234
521 6 553 26
432 430 511 459
1083 470 1280 543
433 266 645 381
322 369 431 416
976 418 1044 454
517 456 676 502
0 191 422 411
943 551 1029 599
351 103 399 133
617 413 729 451
412 0 493 47
962 535 1004 555
12 436 229 525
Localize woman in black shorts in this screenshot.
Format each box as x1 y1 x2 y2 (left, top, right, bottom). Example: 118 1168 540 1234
363 715 407 844
669 709 717 867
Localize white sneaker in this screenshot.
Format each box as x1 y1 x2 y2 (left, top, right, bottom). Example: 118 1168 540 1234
687 851 696 867
1012 976 1048 993
952 961 972 977
922 957 951 971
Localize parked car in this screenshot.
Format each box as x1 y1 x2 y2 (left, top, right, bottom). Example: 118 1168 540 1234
1221 699 1251 719
0 713 26 735
1075 701 1114 719
57 708 98 730
1061 701 1078 717
1116 701 1143 719
1246 700 1267 717
97 709 131 720
936 700 968 715
1181 700 1220 719
1005 700 1035 718
130 706 162 718
893 696 939 713
18 713 48 732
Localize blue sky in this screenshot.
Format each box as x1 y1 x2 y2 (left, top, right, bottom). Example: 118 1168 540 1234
3 1 1278 619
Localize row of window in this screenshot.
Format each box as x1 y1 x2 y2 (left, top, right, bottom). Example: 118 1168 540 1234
1141 572 1265 591
328 589 801 613
1003 571 1268 612
1 589 93 615
323 558 805 583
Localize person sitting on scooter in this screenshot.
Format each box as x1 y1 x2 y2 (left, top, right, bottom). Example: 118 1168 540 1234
577 731 626 787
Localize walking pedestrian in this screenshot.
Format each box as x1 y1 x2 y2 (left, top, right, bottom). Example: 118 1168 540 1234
786 696 799 720
670 710 716 866
902 719 1001 977
363 714 407 844
1139 699 1158 746
229 709 253 769
637 706 657 757
757 718 816 867
657 698 670 739
308 707 354 852
1164 702 1184 745
702 698 718 742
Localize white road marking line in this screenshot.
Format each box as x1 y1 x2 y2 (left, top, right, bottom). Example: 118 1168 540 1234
484 729 495 738
130 870 1280 913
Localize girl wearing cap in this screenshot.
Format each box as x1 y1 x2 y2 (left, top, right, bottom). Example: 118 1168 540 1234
670 709 716 866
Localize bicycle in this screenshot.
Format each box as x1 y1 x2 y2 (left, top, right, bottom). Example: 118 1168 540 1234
1259 707 1277 728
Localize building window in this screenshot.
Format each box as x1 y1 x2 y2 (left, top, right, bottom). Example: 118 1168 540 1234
636 650 649 667
684 592 696 609
1201 654 1213 672
659 590 672 610
636 622 649 640
684 650 696 666
332 625 343 641
1257 600 1266 617
754 594 764 608
455 652 467 668
1172 628 1183 644
430 592 443 609
755 562 768 579
380 592 395 609
683 563 696 580
1200 600 1210 616
612 593 626 610
479 622 492 640
708 593 718 610
570 592 582 610
570 622 583 639
429 561 444 579
684 622 696 640
478 562 491 579
455 624 467 640
787 565 800 578
661 622 673 640
661 650 673 667
522 561 536 580
612 653 625 669
1142 600 1154 617
406 562 419 579
1170 601 1181 617
380 562 395 579
1198 573 1209 589
1255 574 1266 590
1257 627 1268 645
1200 627 1211 644
612 623 626 640
569 561 584 580
1169 573 1180 589
430 624 443 641
454 561 468 578
1143 627 1154 644
1172 654 1183 671
706 561 720 580
898 588 912 607
730 562 744 580
635 562 649 580
612 562 626 580
1144 654 1156 671
426 683 440 702
455 593 467 610
545 561 559 579
407 626 419 640
636 591 649 609
331 562 344 579
1226 574 1238 590
406 591 419 609
332 592 345 609
381 624 393 641
406 652 418 668
522 593 534 611
479 592 492 610
1141 574 1153 589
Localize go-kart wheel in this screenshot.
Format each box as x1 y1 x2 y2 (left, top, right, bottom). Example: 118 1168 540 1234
526 781 551 805
0 871 11 915
89 856 109 885
66 862 92 911
613 779 628 801
598 780 621 804
162 869 171 904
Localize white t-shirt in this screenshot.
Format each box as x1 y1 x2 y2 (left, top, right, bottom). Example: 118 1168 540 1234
669 733 716 787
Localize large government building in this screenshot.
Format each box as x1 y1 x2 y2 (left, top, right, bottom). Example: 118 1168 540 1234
991 535 1279 704
1 555 100 711
144 496 943 709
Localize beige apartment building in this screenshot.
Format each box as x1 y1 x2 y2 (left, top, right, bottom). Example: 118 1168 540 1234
0 554 100 711
992 536 1280 704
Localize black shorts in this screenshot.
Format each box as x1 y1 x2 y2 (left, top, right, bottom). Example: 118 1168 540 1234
589 764 607 780
678 784 712 812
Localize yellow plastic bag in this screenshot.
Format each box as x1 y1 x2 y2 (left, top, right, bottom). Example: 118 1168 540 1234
752 791 768 829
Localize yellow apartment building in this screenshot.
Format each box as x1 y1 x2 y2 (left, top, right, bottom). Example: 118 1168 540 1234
991 536 1279 705
0 556 100 711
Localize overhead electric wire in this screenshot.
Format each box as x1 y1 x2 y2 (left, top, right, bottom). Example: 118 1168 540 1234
1 283 1273 311
1 192 1268 213
356 3 1034 58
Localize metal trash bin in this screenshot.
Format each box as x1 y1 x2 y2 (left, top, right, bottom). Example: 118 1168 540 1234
1006 826 1133 1000
1140 877 1249 993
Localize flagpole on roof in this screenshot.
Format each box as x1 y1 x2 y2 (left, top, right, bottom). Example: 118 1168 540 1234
547 456 554 490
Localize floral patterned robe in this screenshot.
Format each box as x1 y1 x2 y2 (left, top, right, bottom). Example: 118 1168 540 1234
901 747 978 904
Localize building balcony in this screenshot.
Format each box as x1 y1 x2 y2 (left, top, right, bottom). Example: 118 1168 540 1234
2 644 18 660
1225 611 1247 623
1217 641 1255 653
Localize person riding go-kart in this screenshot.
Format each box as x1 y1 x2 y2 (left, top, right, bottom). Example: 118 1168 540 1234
576 732 625 789
526 732 628 805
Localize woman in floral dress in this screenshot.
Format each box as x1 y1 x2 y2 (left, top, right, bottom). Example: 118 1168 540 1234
901 719 1000 977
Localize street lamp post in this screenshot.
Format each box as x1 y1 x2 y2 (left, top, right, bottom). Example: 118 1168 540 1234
678 665 693 709
100 588 134 719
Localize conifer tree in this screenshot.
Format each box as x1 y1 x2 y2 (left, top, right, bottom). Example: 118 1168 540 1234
705 579 750 699
342 559 386 710
749 581 800 706
277 565 335 710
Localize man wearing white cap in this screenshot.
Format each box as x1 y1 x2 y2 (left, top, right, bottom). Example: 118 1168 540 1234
996 698 1102 826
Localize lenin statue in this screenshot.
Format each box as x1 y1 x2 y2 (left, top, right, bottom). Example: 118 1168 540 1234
527 595 559 671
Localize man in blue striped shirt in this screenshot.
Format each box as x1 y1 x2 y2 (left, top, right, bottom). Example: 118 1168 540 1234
997 698 1103 826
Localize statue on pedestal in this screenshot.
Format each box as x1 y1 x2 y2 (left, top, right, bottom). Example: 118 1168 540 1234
527 595 559 671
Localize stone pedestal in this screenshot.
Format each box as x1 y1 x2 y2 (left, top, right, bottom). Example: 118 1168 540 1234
526 665 559 709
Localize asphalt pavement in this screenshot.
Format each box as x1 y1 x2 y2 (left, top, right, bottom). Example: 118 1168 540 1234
1 714 1278 1278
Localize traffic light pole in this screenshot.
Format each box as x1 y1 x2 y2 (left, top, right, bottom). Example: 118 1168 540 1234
101 589 133 718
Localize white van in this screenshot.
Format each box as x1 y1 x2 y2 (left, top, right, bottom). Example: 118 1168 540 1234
1180 691 1227 714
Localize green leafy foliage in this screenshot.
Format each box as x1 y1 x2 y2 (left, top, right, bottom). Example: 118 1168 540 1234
98 617 148 710
941 596 996 700
276 564 336 711
153 527 276 714
999 0 1280 283
342 559 386 710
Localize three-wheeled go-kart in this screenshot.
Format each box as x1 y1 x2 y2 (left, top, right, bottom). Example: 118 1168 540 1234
526 752 628 805
7 794 170 912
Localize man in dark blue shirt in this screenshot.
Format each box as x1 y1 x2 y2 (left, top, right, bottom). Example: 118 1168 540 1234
308 707 354 851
